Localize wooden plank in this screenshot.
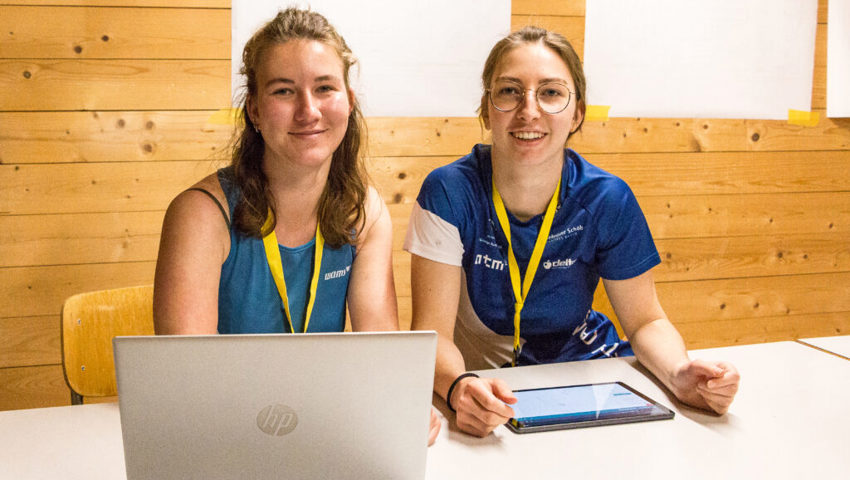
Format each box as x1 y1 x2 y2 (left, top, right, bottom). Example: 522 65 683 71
0 315 59 368
365 156 456 207
0 111 233 164
677 312 849 349
511 15 584 57
398 296 412 331
0 262 156 318
7 0 229 6
656 272 850 324
0 59 230 111
0 365 69 411
654 232 850 282
573 115 850 153
0 211 164 267
0 6 229 59
589 150 850 196
0 160 220 215
812 24 826 110
365 117 485 158
641 192 850 239
512 0 584 16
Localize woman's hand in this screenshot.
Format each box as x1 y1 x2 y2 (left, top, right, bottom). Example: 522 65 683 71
428 407 441 446
450 376 517 437
669 359 740 414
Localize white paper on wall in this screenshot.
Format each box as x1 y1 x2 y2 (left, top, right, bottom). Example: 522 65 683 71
583 0 819 119
828 0 850 117
232 0 511 117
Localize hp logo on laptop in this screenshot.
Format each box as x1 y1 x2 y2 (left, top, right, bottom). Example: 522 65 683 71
257 404 298 436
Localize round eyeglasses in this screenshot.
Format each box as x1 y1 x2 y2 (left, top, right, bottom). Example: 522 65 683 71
487 80 574 115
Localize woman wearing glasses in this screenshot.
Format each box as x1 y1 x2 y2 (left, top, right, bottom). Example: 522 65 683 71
405 26 740 437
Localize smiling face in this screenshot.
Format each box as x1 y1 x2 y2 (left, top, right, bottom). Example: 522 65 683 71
247 39 353 171
485 42 584 169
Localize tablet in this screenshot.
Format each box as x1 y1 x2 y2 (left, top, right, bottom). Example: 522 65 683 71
506 381 675 433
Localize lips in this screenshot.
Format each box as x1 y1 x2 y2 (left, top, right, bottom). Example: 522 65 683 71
510 131 546 140
289 129 327 136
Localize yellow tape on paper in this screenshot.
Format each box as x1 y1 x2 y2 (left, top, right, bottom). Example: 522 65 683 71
788 109 819 127
585 105 610 122
207 108 242 125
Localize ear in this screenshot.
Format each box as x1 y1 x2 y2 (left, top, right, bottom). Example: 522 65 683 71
570 100 585 133
246 94 260 128
347 87 355 115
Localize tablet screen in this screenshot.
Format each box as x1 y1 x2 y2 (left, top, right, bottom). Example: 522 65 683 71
507 382 674 433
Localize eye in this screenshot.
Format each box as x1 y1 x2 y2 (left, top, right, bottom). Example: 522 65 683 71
316 84 338 94
272 87 295 96
539 88 563 98
496 85 521 96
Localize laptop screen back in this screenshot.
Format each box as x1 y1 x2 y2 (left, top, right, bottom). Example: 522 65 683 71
114 331 437 480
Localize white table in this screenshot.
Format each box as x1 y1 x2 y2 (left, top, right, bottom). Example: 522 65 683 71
798 335 850 360
425 341 850 479
1 341 848 479
0 402 125 480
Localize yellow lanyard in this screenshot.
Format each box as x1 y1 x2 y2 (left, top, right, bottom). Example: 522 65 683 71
261 212 324 334
492 176 561 366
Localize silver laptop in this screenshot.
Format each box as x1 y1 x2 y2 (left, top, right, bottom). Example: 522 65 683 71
113 331 437 480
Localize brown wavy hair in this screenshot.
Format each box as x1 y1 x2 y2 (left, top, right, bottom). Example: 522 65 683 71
232 7 367 248
478 26 587 140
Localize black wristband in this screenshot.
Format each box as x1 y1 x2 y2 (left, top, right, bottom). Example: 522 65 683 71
446 372 480 412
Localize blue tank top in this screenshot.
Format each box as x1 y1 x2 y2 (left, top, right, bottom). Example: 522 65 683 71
216 167 354 334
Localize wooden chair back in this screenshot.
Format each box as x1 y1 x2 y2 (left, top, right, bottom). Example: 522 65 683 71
61 285 155 404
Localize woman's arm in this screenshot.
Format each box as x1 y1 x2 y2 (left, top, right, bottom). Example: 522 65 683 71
349 191 442 445
346 187 398 332
153 176 230 334
410 254 516 437
603 270 740 414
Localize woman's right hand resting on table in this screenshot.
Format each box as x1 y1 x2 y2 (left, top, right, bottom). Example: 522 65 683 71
449 376 517 437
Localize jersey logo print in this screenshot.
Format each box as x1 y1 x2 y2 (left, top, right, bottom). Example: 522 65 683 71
543 258 576 269
474 254 505 271
323 265 351 280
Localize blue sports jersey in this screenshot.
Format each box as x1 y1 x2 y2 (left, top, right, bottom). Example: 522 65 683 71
217 167 353 334
404 144 660 369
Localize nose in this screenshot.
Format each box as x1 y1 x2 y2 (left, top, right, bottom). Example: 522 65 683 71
516 88 540 120
294 91 321 123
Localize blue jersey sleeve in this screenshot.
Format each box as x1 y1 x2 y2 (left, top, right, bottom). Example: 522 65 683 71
593 179 661 280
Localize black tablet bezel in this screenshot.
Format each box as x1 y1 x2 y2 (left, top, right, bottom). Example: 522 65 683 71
506 381 675 434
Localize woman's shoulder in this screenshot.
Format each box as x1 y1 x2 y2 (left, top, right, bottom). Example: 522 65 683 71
352 184 391 248
420 145 488 197
426 145 490 182
568 150 632 195
167 172 230 230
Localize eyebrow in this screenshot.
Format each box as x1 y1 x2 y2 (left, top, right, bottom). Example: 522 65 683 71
264 75 342 88
495 75 569 85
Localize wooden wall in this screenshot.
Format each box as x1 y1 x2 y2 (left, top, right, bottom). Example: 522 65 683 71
0 0 846 410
